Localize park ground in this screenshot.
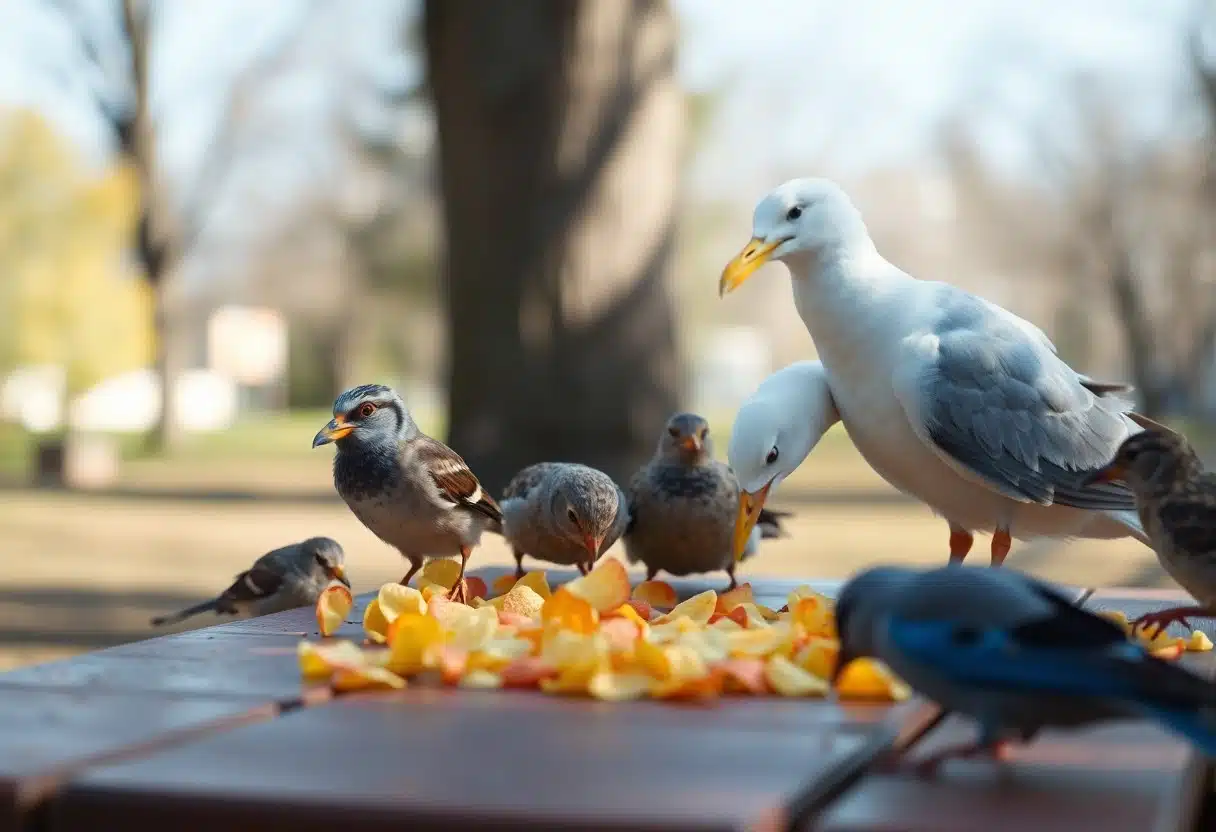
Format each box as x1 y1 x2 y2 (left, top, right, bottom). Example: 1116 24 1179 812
0 410 1173 671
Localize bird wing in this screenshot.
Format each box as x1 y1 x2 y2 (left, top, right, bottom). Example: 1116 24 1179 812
502 462 560 501
891 289 1139 511
413 437 503 523
886 606 1216 709
215 560 288 612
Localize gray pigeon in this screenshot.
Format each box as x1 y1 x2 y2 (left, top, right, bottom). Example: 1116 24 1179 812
500 462 629 576
151 537 348 627
624 412 788 589
833 564 1216 773
313 384 502 603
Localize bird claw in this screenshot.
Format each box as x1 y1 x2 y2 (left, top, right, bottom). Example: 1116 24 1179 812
1131 608 1194 638
446 580 468 605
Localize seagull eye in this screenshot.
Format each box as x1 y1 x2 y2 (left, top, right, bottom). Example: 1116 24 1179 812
786 206 802 221
566 507 579 524
357 403 376 418
765 447 779 465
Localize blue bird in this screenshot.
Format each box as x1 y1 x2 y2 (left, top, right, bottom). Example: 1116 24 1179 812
833 564 1216 773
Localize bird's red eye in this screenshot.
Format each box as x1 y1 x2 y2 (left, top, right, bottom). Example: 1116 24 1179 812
358 403 376 418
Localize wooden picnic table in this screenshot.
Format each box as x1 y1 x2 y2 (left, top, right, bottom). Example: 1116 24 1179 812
0 567 1212 831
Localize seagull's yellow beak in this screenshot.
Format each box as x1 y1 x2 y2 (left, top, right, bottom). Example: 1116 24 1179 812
720 237 782 297
732 480 772 563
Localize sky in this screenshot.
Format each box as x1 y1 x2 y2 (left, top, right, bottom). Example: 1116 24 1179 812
0 0 1204 203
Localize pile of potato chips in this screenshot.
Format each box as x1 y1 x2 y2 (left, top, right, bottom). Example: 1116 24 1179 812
1096 610 1213 659
302 558 912 702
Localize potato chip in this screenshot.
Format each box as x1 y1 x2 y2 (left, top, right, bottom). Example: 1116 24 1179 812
363 599 391 644
378 584 427 621
604 603 649 627
793 637 838 680
632 580 678 610
734 603 773 629
315 581 353 637
331 665 408 692
716 583 755 612
724 627 783 658
1152 643 1185 661
710 615 744 632
716 657 769 695
446 605 501 651
428 594 475 629
418 581 447 603
588 671 655 701
600 617 642 651
459 669 504 690
500 585 546 619
497 610 536 629
625 599 656 621
501 656 559 687
386 613 445 674
1188 630 1214 652
753 603 782 622
835 658 911 702
421 558 463 589
435 645 469 684
765 654 829 697
651 670 724 700
564 558 632 613
709 606 749 629
653 590 717 626
789 596 835 639
298 639 367 679
491 574 519 596
541 587 599 634
465 576 489 601
512 570 552 600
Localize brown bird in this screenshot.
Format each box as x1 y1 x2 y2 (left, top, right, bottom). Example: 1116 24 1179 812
313 384 502 603
1085 426 1216 634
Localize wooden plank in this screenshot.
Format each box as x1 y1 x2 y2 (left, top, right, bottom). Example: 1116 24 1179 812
811 588 1210 832
51 688 902 831
0 687 272 832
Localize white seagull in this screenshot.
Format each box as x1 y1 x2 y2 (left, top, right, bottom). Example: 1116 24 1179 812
719 178 1153 567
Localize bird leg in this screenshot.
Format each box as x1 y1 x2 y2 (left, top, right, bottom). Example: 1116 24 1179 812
990 528 1012 568
1131 605 1214 637
577 561 590 576
446 546 471 604
910 738 1015 777
512 548 526 579
948 524 973 565
724 562 738 591
399 559 422 587
646 565 659 582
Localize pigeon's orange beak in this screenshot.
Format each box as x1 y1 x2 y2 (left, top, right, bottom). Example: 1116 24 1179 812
733 480 772 563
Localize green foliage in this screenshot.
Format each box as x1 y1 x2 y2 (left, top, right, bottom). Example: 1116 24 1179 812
0 110 152 399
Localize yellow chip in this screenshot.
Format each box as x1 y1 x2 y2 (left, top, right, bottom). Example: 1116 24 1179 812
378 583 427 621
541 587 600 634
421 558 463 589
331 664 407 692
564 558 632 613
362 599 390 644
1189 630 1214 652
765 654 829 697
653 590 718 626
447 605 502 651
459 669 505 690
789 597 836 639
835 658 911 702
588 671 655 701
711 616 744 632
385 613 445 675
315 580 353 637
297 639 368 679
793 637 839 680
724 627 782 657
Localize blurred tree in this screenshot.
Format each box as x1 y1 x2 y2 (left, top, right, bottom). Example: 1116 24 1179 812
0 110 151 406
425 0 686 492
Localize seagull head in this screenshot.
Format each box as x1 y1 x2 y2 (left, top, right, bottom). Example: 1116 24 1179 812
727 361 836 562
719 178 869 296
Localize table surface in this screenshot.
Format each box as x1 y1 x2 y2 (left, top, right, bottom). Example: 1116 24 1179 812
0 567 1211 832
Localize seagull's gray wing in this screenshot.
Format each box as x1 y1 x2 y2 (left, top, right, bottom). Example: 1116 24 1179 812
892 292 1139 511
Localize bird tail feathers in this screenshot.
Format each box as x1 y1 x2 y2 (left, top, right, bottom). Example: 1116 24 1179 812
150 598 219 627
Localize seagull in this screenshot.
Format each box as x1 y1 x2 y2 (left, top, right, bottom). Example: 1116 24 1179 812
719 178 1151 565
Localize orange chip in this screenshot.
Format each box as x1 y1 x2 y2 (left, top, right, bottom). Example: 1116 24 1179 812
501 656 559 688
716 583 755 613
588 671 655 701
464 576 489 602
632 580 678 610
421 558 463 590
331 664 408 692
793 637 838 680
363 599 390 644
315 580 353 637
765 654 829 697
626 599 657 621
716 657 769 695
435 645 469 685
564 558 632 613
540 587 599 634
651 669 724 701
1151 643 1185 661
604 603 649 627
491 574 519 596
653 590 717 626
835 658 911 702
385 613 445 675
790 597 835 638
709 606 749 629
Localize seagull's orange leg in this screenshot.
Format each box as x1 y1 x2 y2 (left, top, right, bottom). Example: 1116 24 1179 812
948 524 974 565
990 528 1012 568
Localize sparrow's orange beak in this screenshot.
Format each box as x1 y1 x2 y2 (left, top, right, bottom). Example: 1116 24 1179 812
313 415 354 447
733 480 773 563
680 435 702 453
1082 461 1126 487
329 563 349 586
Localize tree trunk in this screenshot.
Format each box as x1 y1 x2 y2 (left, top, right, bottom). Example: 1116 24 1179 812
425 0 685 493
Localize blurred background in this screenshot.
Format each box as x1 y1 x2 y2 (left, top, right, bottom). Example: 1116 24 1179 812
1 0 1213 669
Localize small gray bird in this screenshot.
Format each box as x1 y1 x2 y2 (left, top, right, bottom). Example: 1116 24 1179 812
833 564 1216 773
313 384 502 603
624 412 788 589
1084 427 1216 634
150 537 348 627
500 462 629 577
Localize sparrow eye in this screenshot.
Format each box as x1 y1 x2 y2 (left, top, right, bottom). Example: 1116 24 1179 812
765 447 779 465
667 426 680 438
566 507 579 524
786 205 802 221
699 428 708 439
357 403 376 418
